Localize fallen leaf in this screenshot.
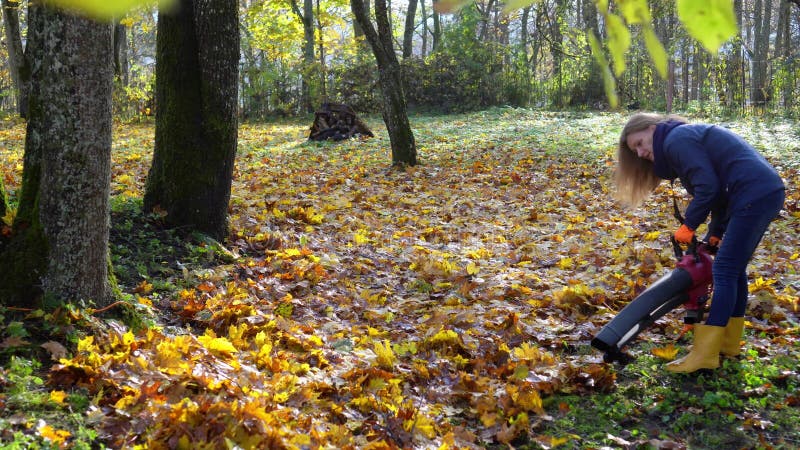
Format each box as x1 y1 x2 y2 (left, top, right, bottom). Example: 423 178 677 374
651 343 680 360
0 336 29 348
41 341 69 360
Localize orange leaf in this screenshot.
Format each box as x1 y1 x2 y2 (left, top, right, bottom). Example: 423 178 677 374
651 343 680 360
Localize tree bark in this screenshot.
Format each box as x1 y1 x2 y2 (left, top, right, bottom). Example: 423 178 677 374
520 5 530 93
0 4 114 307
723 0 744 110
350 0 417 167
290 0 316 112
113 21 130 85
0 177 6 222
316 0 327 101
751 0 773 106
549 0 566 108
776 0 792 109
431 0 441 52
578 0 603 106
144 0 239 242
681 40 690 106
420 0 427 56
2 0 29 117
402 0 419 59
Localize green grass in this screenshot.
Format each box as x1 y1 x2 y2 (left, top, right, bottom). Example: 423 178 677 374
0 357 102 449
530 341 800 449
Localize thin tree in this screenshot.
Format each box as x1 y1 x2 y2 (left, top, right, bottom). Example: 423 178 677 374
419 0 427 56
114 20 130 85
0 3 115 307
431 0 441 51
350 0 417 167
2 0 29 117
290 0 316 112
144 0 239 242
0 177 6 222
750 0 773 107
775 0 793 109
402 0 419 59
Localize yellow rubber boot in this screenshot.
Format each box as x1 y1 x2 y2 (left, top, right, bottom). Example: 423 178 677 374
666 324 725 373
720 317 745 357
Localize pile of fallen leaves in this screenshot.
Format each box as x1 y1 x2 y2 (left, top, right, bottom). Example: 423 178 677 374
3 110 799 448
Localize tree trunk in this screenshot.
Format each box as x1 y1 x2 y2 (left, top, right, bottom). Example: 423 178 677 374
316 0 327 101
520 4 531 100
550 0 566 108
692 45 703 101
350 0 417 167
432 0 441 52
751 0 773 107
144 0 239 241
666 59 675 113
420 0 427 56
0 177 6 223
776 0 792 109
681 40 690 106
723 0 744 110
580 0 603 105
2 0 29 117
402 0 419 59
113 21 130 85
290 0 316 112
0 4 114 307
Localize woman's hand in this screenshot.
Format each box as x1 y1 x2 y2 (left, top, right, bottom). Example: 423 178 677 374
674 224 695 244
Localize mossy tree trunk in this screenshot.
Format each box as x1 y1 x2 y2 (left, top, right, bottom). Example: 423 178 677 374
144 0 239 242
0 5 114 307
350 0 417 167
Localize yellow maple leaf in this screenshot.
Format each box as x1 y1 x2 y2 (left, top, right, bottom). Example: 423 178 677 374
373 340 396 369
405 413 437 439
428 329 459 346
651 343 679 360
38 422 71 446
644 230 661 241
136 295 153 307
49 390 68 405
353 229 370 245
77 335 96 353
516 390 543 413
133 280 153 294
198 335 238 356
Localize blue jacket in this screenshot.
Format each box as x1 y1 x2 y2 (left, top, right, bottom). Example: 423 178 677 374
652 123 785 234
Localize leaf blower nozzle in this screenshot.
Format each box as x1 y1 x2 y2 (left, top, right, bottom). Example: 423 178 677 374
591 242 714 363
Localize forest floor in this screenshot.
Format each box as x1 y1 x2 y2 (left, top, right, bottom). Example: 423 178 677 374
1 108 799 449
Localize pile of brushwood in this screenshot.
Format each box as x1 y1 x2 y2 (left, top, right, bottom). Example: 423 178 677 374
308 103 374 141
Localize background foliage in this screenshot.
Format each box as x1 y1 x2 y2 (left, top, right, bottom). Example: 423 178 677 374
2 0 799 118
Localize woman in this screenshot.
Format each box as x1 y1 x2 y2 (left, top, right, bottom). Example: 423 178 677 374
616 112 785 373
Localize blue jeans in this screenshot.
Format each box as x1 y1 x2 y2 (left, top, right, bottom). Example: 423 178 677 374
706 189 785 326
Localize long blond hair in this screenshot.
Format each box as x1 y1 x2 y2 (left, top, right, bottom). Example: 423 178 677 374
615 112 688 206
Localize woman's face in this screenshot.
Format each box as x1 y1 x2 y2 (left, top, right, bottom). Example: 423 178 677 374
626 124 656 162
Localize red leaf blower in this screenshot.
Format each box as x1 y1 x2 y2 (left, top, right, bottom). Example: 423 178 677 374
591 238 714 363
